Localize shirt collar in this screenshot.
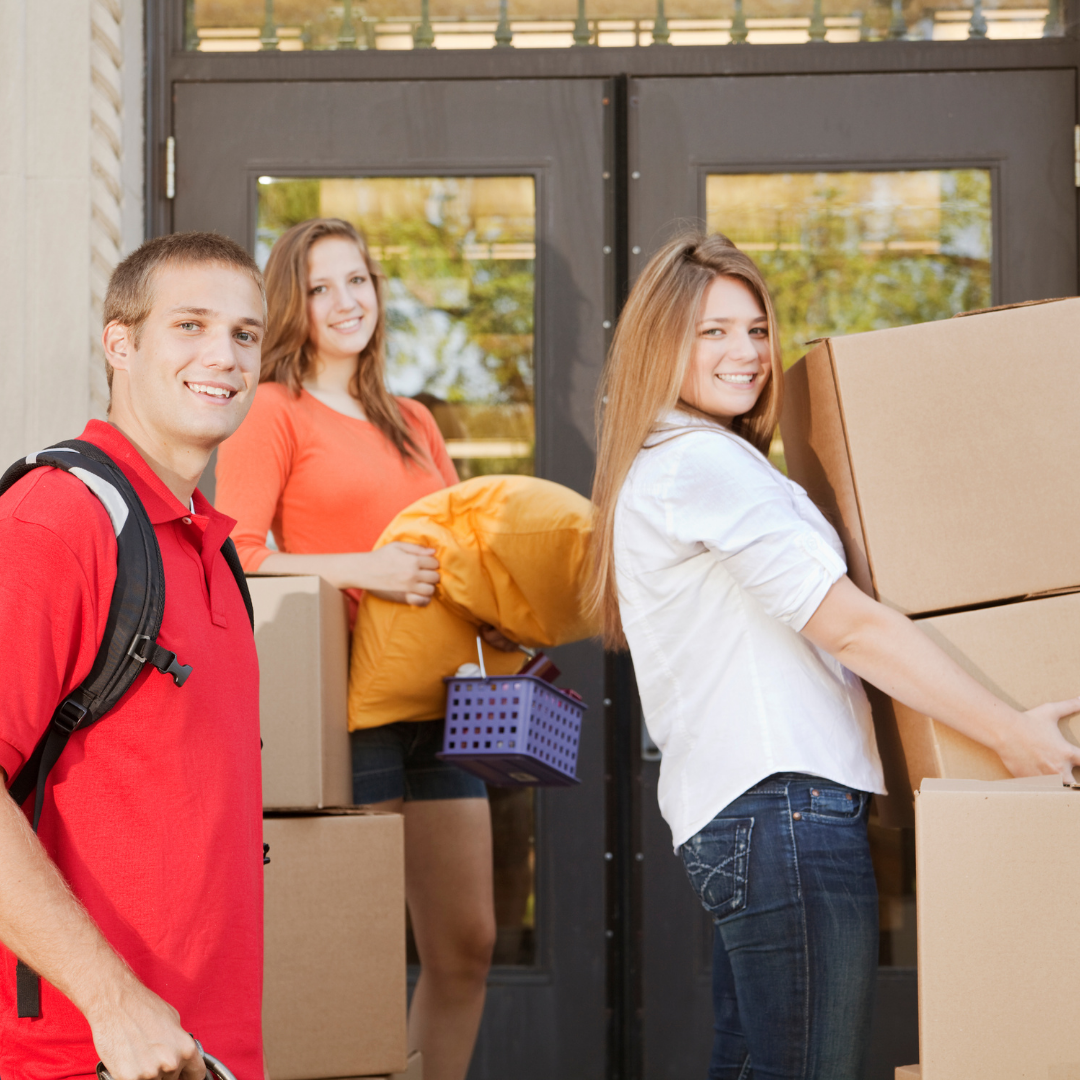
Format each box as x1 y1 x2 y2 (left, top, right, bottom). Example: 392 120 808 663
643 409 729 448
78 420 235 532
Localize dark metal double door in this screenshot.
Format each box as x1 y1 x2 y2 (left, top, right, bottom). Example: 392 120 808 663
171 68 1076 1080
173 77 615 1080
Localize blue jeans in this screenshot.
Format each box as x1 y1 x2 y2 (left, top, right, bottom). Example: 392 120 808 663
680 773 879 1080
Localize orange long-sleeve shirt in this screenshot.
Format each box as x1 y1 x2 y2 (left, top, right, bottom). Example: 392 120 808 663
216 383 458 592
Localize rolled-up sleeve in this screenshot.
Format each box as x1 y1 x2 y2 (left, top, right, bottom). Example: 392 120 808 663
667 434 846 631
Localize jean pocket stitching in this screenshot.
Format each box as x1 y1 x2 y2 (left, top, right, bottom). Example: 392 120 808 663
681 817 753 918
804 789 865 823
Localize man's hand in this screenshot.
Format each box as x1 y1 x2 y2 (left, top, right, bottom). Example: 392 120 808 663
0 782 203 1080
89 973 205 1080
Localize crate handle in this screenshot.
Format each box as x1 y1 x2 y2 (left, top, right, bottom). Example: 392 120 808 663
475 635 487 679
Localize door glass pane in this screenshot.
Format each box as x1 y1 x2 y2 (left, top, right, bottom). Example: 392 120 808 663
707 168 992 966
258 176 536 480
189 1 1054 49
707 170 992 367
256 176 538 966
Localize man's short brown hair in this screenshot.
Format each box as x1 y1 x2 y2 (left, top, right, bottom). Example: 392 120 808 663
103 232 265 389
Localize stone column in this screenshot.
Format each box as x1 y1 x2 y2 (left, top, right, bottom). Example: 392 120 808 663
0 0 143 466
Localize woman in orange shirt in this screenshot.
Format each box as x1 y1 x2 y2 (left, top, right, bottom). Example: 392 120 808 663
216 218 500 1080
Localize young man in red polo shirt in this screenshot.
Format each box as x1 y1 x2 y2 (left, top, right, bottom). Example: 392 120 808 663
0 233 266 1079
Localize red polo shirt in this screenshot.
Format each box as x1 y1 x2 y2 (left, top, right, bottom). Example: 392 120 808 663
0 421 263 1079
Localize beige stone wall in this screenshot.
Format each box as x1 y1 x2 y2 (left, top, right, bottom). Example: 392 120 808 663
0 0 143 467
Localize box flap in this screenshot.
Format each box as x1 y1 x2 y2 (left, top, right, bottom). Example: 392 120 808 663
919 775 1068 794
953 296 1072 318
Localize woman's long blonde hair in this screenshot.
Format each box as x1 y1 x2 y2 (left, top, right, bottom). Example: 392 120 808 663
587 232 785 649
261 217 422 463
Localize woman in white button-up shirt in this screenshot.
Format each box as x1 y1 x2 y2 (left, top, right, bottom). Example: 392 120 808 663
588 233 1080 1080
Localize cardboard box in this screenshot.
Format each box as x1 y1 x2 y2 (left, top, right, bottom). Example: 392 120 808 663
249 574 352 809
915 777 1080 1080
895 1069 920 1080
780 298 1080 616
264 811 407 1080
871 591 1080 826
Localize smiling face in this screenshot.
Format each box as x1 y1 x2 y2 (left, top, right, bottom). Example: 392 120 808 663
104 260 264 455
679 274 771 424
305 236 380 368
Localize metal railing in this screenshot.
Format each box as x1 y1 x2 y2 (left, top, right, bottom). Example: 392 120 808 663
185 0 1063 50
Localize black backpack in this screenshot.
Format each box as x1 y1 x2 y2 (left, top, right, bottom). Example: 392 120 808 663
0 439 254 1017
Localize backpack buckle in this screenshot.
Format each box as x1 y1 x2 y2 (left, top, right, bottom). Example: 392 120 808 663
53 699 89 734
127 634 153 664
128 634 192 688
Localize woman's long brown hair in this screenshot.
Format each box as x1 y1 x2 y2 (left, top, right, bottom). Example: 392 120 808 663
261 217 423 463
587 232 785 649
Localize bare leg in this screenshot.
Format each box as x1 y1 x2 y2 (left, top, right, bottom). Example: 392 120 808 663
363 797 496 1080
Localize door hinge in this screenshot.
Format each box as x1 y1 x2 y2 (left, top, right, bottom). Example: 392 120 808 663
166 136 176 200
1074 125 1079 188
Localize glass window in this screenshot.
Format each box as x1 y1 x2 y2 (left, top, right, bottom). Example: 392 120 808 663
188 1 1057 50
707 167 992 964
257 175 536 481
256 174 538 966
707 170 992 368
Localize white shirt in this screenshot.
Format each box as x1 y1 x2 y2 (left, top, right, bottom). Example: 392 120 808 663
614 413 885 850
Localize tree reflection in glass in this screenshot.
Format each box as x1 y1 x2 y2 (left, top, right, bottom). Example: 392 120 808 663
257 175 537 480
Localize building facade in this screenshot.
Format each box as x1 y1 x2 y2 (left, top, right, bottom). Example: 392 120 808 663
3 3 1079 1077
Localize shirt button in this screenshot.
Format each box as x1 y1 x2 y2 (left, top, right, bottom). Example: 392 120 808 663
182 517 192 525
792 811 802 821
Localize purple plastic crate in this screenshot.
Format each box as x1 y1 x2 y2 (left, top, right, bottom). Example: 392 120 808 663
438 674 586 787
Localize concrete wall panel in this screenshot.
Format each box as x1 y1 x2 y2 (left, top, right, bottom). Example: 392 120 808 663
0 0 142 466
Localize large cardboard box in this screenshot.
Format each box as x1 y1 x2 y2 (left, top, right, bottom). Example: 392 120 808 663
915 777 1080 1080
249 574 352 809
263 810 407 1080
871 591 1080 826
780 298 1080 616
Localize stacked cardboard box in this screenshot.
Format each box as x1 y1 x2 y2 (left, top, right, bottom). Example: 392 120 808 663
250 576 409 1080
249 574 352 809
910 777 1080 1080
780 297 1080 826
263 810 407 1080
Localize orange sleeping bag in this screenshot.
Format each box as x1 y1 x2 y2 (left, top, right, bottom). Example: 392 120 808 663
348 475 597 730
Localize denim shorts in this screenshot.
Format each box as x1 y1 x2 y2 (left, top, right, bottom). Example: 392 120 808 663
351 719 489 804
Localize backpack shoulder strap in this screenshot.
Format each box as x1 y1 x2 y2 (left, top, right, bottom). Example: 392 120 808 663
220 536 254 629
0 440 200 1019
1 440 187 817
